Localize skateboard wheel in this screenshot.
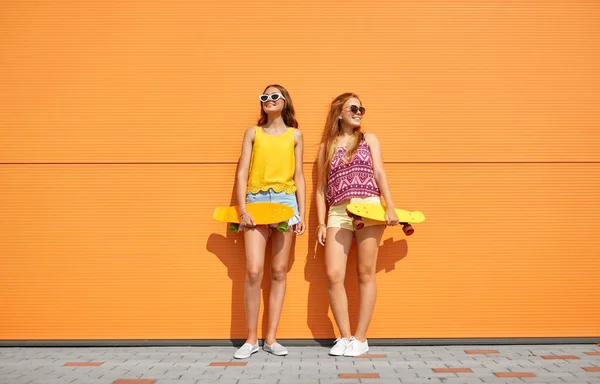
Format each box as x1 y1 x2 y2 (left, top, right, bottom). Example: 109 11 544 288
228 223 239 232
402 223 414 236
277 222 289 232
353 218 365 230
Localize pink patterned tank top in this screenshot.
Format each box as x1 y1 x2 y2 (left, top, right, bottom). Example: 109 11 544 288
326 139 381 207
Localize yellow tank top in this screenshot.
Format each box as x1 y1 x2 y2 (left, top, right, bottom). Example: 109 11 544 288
247 126 296 194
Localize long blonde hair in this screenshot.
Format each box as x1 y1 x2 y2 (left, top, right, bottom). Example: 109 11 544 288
319 93 364 184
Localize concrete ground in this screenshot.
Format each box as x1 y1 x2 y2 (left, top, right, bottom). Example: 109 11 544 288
1 343 599 384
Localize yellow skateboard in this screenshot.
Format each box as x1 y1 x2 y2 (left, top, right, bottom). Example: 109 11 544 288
213 202 294 232
346 203 425 236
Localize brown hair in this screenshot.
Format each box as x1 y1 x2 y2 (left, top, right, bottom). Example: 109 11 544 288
257 84 299 128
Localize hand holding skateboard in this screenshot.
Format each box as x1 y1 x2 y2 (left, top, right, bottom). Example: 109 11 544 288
213 202 294 232
384 206 400 226
239 211 256 228
345 202 425 236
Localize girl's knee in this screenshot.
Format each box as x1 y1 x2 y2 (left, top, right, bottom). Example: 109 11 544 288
246 267 263 284
326 269 345 286
357 266 376 284
270 265 288 282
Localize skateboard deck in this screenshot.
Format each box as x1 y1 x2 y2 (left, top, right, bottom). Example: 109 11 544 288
346 203 425 236
213 202 295 232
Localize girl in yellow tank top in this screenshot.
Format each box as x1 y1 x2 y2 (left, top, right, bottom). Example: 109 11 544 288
232 84 305 359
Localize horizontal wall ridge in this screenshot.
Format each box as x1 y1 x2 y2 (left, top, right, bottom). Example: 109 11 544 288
1 161 600 165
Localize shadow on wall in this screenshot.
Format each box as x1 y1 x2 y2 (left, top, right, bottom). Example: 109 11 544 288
206 160 296 343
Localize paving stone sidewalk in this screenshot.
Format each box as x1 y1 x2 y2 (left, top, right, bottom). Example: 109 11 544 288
1 344 599 384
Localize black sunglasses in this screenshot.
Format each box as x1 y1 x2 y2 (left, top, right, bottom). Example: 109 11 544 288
345 105 366 115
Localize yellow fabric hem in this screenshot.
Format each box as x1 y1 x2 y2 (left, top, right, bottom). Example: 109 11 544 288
247 184 297 194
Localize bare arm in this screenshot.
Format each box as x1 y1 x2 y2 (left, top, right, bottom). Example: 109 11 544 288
293 130 306 235
365 133 399 225
236 127 255 225
316 143 328 245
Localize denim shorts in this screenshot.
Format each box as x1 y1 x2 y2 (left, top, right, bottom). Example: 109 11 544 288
246 189 301 227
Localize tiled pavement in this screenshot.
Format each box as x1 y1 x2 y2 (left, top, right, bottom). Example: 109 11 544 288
1 344 599 384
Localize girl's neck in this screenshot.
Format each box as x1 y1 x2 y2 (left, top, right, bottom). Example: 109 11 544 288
338 125 358 137
262 115 287 130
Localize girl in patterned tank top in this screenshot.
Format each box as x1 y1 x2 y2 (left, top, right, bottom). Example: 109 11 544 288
233 85 306 359
316 93 399 357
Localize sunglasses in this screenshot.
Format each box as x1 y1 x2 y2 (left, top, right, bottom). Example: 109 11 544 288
259 93 285 103
345 105 366 115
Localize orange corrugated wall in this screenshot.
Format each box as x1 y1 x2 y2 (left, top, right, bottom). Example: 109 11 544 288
1 1 599 340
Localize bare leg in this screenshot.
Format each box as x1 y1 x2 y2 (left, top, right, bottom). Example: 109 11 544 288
353 224 385 342
264 229 294 344
243 226 269 345
324 228 354 339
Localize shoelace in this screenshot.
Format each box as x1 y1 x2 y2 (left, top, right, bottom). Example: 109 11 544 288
346 337 358 350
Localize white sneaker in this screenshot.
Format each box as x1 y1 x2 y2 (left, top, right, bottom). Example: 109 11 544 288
329 337 350 356
233 341 259 359
343 336 369 357
263 342 288 356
